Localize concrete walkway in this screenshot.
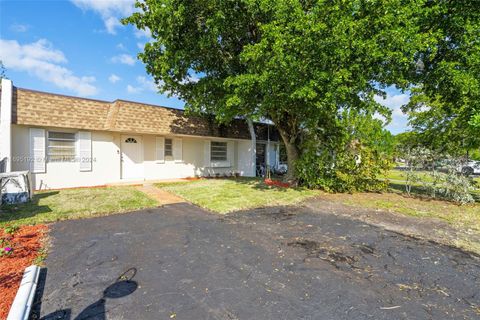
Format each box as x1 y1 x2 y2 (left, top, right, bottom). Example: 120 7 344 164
136 184 185 206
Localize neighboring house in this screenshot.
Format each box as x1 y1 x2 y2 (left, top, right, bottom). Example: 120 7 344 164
0 79 281 189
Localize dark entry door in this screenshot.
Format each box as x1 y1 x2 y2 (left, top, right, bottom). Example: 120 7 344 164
256 143 266 176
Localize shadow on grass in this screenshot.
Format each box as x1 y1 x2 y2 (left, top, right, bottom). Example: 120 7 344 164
0 191 58 225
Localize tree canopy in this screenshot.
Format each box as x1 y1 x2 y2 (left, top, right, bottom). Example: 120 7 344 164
124 0 477 182
403 0 480 155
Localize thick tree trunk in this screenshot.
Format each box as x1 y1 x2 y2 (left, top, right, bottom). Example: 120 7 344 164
278 128 300 184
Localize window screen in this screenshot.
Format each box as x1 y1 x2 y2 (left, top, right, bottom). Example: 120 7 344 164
165 138 173 157
211 141 227 161
48 131 76 162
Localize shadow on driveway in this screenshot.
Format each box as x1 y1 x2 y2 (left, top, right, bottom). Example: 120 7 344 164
33 203 480 319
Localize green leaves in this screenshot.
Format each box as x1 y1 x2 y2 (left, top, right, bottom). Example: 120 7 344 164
403 0 480 153
123 0 477 182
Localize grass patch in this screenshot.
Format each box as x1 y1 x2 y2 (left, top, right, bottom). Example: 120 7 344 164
156 178 319 214
0 186 158 226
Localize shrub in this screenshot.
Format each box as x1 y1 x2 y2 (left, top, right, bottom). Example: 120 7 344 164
297 145 391 193
399 148 476 204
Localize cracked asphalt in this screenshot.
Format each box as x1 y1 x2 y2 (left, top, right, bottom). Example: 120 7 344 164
34 202 480 320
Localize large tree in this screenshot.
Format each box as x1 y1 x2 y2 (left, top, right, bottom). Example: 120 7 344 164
124 0 429 181
403 0 480 155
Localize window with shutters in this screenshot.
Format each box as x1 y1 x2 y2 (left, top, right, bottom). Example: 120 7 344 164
47 131 76 162
164 138 173 157
211 141 227 161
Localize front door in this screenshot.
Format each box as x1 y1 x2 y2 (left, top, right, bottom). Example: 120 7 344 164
121 135 143 180
256 143 266 176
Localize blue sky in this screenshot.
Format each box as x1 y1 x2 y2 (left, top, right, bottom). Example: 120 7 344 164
0 0 410 134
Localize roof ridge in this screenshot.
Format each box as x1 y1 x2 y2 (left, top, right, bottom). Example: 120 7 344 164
104 101 121 130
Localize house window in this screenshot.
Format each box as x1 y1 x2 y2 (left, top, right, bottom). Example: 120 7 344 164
164 138 173 157
211 141 227 161
125 137 137 143
48 131 76 162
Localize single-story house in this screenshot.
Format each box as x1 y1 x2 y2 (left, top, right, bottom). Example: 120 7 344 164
0 79 283 190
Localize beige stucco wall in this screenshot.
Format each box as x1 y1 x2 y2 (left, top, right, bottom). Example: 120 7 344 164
11 125 258 189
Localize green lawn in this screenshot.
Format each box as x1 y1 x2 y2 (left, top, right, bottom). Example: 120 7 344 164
156 178 320 214
0 186 159 226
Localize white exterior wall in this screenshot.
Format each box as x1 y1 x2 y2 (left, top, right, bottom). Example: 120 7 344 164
11 125 258 189
12 125 121 189
144 135 243 179
0 79 13 171
237 140 256 176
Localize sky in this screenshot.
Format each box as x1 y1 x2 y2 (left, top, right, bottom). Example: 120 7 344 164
0 0 410 134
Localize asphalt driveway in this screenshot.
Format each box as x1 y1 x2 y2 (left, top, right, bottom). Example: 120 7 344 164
34 203 479 320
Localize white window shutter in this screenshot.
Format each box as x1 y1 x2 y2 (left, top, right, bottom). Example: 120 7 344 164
227 141 234 167
204 140 211 167
78 131 92 172
173 138 183 163
156 137 165 163
29 128 46 173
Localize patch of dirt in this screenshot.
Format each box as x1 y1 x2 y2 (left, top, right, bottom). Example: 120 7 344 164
304 196 480 256
0 225 48 319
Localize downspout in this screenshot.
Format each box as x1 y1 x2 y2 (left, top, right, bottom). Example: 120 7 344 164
247 118 256 177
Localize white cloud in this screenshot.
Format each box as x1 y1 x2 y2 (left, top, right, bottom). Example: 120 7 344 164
104 16 122 34
111 54 136 66
70 0 135 34
10 23 29 32
126 76 159 94
126 84 141 94
374 93 411 134
109 74 121 83
134 27 151 39
116 43 126 51
136 76 158 92
374 93 410 110
0 39 97 96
